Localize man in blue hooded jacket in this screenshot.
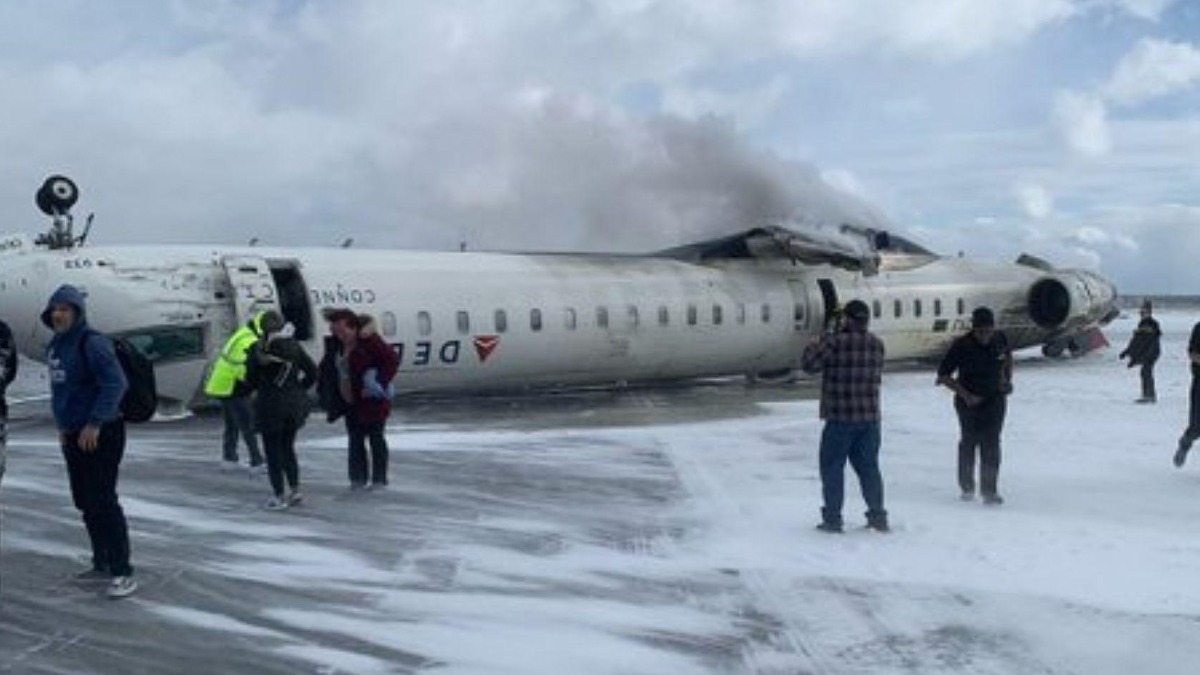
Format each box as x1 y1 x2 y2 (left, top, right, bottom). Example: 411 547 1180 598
43 284 137 598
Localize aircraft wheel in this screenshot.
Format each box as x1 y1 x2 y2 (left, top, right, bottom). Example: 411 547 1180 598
36 175 79 215
1042 342 1065 358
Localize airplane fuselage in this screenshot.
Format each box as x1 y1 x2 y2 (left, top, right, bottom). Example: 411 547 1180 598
0 229 1117 410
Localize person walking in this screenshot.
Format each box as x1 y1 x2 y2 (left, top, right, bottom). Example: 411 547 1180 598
244 311 318 510
204 312 269 471
42 284 137 598
1174 320 1200 468
937 306 1013 505
1118 300 1162 403
0 318 17 485
320 309 399 489
800 300 889 533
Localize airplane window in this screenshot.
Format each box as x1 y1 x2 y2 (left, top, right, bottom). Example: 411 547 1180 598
119 326 204 364
713 304 723 325
893 300 902 318
957 298 965 315
934 299 943 317
761 304 771 323
658 306 669 326
687 304 698 326
596 306 609 329
381 312 397 337
627 305 639 328
914 299 922 318
736 303 746 324
792 303 802 323
457 311 470 334
494 309 508 333
565 308 577 330
530 308 543 332
418 311 432 336
872 300 882 319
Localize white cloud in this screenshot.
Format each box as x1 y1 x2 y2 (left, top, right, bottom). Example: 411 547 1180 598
1106 0 1177 21
1015 182 1055 219
1103 38 1200 105
1053 91 1112 157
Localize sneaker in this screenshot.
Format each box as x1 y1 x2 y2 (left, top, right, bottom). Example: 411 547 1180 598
220 459 240 471
866 520 890 533
1174 447 1189 468
959 491 975 502
264 495 290 511
1136 397 1156 404
349 482 367 491
815 521 844 534
286 490 304 506
107 576 138 599
74 567 110 582
248 463 268 478
982 494 1005 506
368 481 387 491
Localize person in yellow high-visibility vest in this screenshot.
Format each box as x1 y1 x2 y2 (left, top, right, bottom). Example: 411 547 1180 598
205 311 279 469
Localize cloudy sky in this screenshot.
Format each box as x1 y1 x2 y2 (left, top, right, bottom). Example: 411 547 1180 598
1 1 1198 294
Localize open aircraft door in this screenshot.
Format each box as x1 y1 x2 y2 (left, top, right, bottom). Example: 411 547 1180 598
786 278 812 332
220 255 281 327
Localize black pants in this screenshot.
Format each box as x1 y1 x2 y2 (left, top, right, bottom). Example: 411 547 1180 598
1180 376 1200 451
262 426 300 497
955 396 1006 497
1140 362 1156 401
62 421 132 577
346 419 388 486
221 396 262 464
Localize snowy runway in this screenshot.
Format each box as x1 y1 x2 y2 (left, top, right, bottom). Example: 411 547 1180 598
3 311 1200 674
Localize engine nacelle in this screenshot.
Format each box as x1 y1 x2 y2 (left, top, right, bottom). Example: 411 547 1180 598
1028 271 1116 331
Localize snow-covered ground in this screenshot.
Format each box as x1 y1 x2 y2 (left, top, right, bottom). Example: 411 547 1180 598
2 310 1199 674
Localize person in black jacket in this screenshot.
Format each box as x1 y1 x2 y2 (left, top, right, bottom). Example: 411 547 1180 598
1119 300 1162 403
244 311 318 510
1175 321 1200 468
937 307 1014 505
0 319 17 485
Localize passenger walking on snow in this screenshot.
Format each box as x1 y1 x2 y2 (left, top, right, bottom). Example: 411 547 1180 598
42 284 137 598
1174 321 1200 468
1118 300 1161 404
800 299 889 533
243 311 318 511
0 318 16 486
204 311 269 471
937 306 1013 505
319 308 399 489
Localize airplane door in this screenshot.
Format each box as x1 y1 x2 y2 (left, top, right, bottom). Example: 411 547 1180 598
220 255 281 326
817 278 838 330
786 279 811 331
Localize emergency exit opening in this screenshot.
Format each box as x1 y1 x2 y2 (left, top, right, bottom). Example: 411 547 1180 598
268 263 314 341
817 279 838 330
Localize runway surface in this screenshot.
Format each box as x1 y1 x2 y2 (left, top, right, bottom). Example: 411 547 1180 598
2 362 1199 674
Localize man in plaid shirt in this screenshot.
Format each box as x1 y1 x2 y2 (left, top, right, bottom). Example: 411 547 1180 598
801 299 888 533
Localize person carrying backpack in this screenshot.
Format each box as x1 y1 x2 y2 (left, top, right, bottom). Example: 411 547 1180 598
204 311 269 472
244 312 318 510
42 284 137 599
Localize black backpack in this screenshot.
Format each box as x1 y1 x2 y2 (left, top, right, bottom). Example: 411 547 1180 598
80 330 158 423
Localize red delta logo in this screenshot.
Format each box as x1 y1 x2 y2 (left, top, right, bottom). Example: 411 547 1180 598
473 335 500 363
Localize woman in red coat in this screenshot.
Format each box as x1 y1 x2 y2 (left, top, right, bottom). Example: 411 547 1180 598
321 309 400 488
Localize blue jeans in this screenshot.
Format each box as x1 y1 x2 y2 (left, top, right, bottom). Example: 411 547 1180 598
819 420 885 526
